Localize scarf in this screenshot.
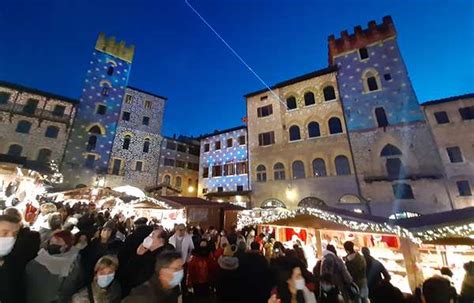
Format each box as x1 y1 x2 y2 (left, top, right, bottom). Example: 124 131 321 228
35 247 79 277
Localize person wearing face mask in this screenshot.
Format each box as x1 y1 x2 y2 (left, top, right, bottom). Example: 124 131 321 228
0 212 39 303
123 252 184 303
318 274 344 303
72 255 121 303
25 230 84 303
119 229 174 297
269 257 317 303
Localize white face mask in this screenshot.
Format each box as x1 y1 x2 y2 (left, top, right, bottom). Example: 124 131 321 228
169 270 184 288
294 278 305 290
143 236 154 249
97 273 115 288
0 237 16 257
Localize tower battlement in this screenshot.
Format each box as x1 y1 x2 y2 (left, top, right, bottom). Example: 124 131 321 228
328 16 396 64
95 32 135 63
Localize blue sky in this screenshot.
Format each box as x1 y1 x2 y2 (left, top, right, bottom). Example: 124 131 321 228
0 0 472 136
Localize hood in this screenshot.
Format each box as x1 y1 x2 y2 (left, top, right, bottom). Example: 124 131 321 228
218 255 239 270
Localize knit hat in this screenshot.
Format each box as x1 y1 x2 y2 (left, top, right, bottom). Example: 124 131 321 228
51 230 74 250
223 244 237 257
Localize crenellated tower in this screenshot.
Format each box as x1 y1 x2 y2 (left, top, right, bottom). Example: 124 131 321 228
330 16 452 216
62 33 134 187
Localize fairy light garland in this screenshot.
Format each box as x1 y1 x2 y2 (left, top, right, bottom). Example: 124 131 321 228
130 197 174 210
237 208 474 243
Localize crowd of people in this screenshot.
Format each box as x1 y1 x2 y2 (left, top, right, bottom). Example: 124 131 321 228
0 200 473 303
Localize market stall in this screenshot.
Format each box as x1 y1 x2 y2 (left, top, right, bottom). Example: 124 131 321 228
124 197 185 230
238 206 419 293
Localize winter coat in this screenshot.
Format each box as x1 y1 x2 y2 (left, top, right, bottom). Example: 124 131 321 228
314 251 353 300
239 252 272 303
81 237 123 281
168 233 194 263
216 256 241 303
72 280 121 303
365 256 390 294
122 274 181 303
186 250 217 286
117 225 154 269
345 252 368 294
319 286 344 303
0 227 40 303
25 248 84 303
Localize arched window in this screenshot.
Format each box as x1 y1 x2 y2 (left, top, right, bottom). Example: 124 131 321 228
7 144 22 156
339 194 362 204
16 120 32 134
312 158 327 177
289 125 301 141
45 126 59 138
286 96 297 110
256 165 267 182
323 86 336 101
328 117 343 134
100 80 111 96
381 144 404 178
123 135 131 150
175 176 182 189
163 175 171 185
261 199 286 209
37 148 52 163
88 125 103 135
292 160 305 179
107 66 114 76
298 197 326 208
335 155 351 175
273 162 285 180
87 135 97 151
308 122 320 138
304 92 315 106
375 107 389 127
143 138 150 153
363 70 381 92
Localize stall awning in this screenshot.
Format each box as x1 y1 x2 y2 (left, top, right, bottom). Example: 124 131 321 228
160 196 246 211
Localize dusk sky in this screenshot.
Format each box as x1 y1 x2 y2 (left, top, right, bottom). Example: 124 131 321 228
0 0 472 137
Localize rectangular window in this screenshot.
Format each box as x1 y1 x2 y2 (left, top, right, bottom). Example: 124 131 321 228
456 180 472 196
0 92 11 104
164 158 175 167
434 111 450 124
176 160 186 168
96 104 107 115
135 161 143 172
383 73 392 81
236 161 248 175
177 144 187 153
202 188 208 194
111 158 123 175
359 47 369 60
215 141 221 150
258 131 275 146
85 154 95 169
392 183 414 199
166 141 177 150
212 165 222 177
202 167 209 178
125 94 133 104
142 116 150 126
204 143 210 152
52 105 66 116
187 162 199 171
144 100 152 109
446 146 463 163
122 111 130 121
238 135 246 145
237 185 244 192
260 95 268 101
224 163 235 176
257 104 273 118
217 186 223 192
23 99 38 114
226 138 233 148
189 145 200 156
459 106 474 120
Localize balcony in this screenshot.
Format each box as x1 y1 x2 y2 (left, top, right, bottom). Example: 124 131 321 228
364 173 444 183
0 102 71 124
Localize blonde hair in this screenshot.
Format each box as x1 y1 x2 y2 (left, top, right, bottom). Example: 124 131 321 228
94 255 119 272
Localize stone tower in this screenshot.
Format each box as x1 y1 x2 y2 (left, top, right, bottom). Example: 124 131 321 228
330 16 452 216
62 33 135 187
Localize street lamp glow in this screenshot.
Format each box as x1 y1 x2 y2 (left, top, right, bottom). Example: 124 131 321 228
286 188 296 201
187 186 194 193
